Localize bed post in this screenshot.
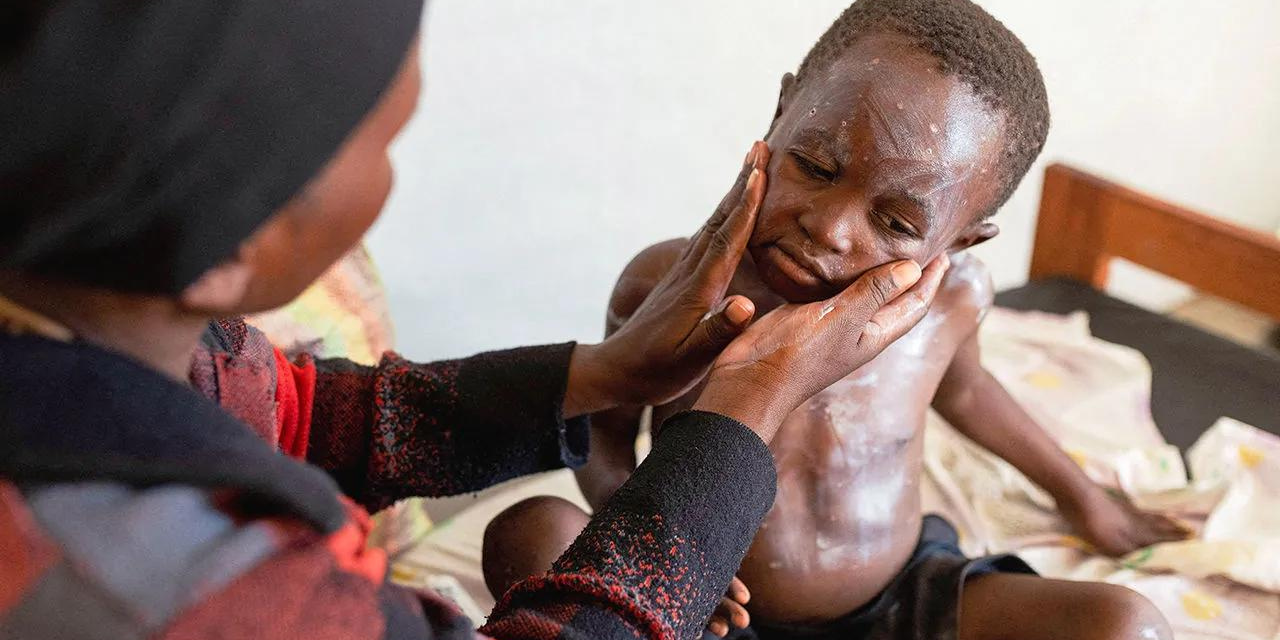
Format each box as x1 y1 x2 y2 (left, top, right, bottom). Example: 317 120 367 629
1029 164 1113 288
1027 163 1280 322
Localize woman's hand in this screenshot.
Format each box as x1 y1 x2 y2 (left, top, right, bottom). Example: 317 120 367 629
694 255 950 442
565 141 771 416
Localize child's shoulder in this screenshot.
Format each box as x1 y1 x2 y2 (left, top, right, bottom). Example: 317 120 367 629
606 238 690 330
933 251 996 322
622 238 689 281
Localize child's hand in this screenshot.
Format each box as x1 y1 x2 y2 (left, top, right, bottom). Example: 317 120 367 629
1064 489 1193 557
707 576 750 637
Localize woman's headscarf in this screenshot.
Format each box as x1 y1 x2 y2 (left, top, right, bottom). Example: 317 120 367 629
0 0 424 293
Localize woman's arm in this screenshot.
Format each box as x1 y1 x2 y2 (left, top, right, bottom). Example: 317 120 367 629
573 238 691 511
158 227 947 640
486 256 948 639
301 144 776 512
484 411 774 639
296 145 765 511
305 343 594 511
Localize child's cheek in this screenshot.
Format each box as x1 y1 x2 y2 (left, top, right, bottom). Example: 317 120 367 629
754 183 807 240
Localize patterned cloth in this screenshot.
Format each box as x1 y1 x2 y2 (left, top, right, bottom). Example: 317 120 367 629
246 245 394 365
923 308 1280 640
0 324 777 639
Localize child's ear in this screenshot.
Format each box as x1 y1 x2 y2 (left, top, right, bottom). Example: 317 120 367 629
951 221 1000 251
178 254 254 315
769 72 798 132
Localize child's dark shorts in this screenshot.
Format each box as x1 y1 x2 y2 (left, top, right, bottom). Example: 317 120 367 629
711 515 1036 640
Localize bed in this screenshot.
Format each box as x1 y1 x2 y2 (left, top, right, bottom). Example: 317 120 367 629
391 164 1280 639
997 163 1280 451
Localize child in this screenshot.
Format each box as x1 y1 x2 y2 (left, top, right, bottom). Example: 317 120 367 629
484 1 1189 639
2 1 908 638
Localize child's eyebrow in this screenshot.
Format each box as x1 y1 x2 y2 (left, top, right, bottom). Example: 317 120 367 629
790 127 851 166
877 184 938 232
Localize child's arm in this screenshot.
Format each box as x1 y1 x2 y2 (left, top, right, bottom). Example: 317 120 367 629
575 406 644 510
574 240 685 510
933 332 1190 556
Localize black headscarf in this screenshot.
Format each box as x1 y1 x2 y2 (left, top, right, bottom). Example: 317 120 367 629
0 0 424 293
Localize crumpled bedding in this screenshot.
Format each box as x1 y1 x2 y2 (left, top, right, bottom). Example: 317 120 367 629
923 308 1279 640
393 307 1280 638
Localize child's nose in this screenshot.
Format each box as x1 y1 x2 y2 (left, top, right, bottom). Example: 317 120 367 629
797 205 857 255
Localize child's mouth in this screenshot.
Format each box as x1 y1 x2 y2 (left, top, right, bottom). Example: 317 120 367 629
757 243 833 302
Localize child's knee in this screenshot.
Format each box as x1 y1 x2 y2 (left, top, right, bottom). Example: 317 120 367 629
1084 585 1172 640
481 496 590 599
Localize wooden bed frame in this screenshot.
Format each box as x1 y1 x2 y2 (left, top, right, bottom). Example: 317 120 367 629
1030 163 1280 322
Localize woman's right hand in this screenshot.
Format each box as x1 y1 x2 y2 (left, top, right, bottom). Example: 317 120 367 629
693 255 950 442
565 142 772 417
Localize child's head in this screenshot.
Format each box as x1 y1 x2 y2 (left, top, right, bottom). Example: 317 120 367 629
750 0 1049 303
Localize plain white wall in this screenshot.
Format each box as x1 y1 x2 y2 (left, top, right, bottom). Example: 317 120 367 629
368 1 1280 361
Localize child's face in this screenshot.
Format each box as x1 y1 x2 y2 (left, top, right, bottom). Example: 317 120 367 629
751 33 1006 303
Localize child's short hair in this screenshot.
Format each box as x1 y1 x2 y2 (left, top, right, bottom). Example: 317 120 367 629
798 0 1050 217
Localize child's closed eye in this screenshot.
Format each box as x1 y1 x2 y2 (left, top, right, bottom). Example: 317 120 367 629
872 208 921 239
789 151 838 183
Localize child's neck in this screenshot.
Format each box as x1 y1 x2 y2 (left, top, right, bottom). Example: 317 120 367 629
0 273 210 381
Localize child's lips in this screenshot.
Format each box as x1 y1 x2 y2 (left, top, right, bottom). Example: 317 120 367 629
764 244 827 289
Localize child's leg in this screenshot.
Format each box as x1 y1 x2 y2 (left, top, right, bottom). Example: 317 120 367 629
481 496 591 600
959 573 1171 640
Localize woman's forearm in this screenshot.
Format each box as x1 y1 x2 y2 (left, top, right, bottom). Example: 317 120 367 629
483 410 777 640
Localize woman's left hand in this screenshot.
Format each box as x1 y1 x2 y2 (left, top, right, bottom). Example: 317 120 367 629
564 141 771 416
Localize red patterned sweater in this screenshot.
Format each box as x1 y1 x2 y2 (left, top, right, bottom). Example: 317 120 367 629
0 319 776 639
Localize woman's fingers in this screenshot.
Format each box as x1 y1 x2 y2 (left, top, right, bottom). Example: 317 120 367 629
682 142 769 280
816 258 926 339
690 163 765 299
683 295 756 363
856 254 949 349
678 143 761 263
690 142 768 250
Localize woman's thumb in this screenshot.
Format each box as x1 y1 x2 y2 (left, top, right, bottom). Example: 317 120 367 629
688 295 755 357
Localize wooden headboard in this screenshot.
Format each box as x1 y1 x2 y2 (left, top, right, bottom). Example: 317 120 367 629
1030 163 1280 322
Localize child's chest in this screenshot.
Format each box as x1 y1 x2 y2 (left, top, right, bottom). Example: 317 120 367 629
769 297 971 469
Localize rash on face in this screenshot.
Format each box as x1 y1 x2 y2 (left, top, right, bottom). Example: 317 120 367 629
748 33 1006 303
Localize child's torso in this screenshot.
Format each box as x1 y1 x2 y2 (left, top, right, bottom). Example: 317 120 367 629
651 252 990 625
